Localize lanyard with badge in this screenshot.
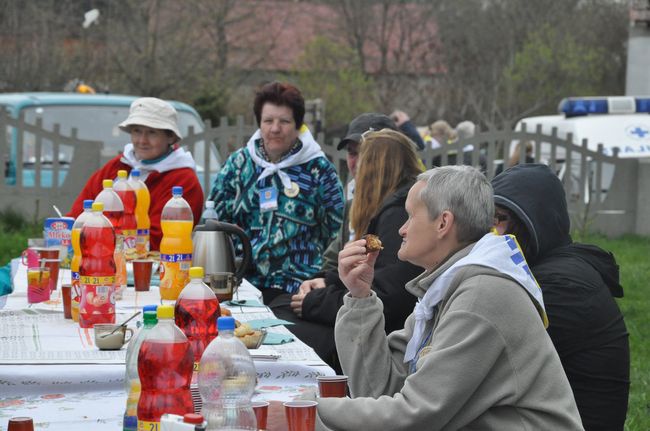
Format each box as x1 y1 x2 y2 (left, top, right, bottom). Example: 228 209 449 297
259 178 300 212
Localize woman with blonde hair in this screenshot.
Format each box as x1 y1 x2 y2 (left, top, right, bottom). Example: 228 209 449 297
273 128 424 370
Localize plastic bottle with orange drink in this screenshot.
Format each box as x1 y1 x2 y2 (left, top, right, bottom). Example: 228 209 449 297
79 202 116 328
94 179 127 295
159 186 193 301
70 199 94 322
114 170 137 260
128 169 150 259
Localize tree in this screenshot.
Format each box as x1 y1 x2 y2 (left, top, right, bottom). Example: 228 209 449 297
291 36 378 130
503 24 610 119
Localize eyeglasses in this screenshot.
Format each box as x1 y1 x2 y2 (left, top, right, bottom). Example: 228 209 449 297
360 128 377 143
494 213 510 224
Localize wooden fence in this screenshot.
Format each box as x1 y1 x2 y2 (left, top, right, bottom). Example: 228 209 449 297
1 110 646 237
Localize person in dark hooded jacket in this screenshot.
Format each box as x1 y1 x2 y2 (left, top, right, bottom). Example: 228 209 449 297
491 163 629 431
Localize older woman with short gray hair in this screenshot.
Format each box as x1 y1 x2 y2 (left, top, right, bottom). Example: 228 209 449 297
309 165 584 430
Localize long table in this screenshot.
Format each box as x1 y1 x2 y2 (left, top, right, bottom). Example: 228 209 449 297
0 263 333 430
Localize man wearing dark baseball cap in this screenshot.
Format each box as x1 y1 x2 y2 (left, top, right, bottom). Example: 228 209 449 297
337 113 398 151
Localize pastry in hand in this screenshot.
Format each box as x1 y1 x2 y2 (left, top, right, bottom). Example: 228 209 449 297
364 234 383 253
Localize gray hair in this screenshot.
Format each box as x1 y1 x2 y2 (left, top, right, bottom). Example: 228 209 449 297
417 166 494 243
455 121 476 140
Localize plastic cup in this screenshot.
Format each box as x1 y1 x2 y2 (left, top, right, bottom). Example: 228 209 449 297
252 400 270 430
284 400 318 431
132 259 153 291
41 258 60 291
317 375 348 398
7 417 34 431
27 267 50 304
61 284 72 319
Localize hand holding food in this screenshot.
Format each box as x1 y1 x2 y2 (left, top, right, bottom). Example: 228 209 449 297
364 234 383 253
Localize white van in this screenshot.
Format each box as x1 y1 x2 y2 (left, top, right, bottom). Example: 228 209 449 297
512 96 650 197
515 96 650 159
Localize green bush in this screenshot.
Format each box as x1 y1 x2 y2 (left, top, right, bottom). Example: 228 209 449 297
0 209 42 265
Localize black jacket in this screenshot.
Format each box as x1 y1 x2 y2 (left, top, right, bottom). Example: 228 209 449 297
301 181 421 333
492 164 629 431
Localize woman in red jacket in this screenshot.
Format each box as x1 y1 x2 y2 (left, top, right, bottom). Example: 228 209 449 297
67 97 204 250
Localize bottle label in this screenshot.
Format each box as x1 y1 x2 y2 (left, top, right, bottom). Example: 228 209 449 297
137 420 159 431
160 254 192 300
71 271 81 302
123 229 137 256
136 229 150 258
79 276 116 320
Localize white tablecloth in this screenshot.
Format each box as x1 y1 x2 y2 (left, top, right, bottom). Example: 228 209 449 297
0 267 333 430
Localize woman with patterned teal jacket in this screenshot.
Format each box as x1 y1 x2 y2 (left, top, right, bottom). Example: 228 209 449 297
209 82 344 303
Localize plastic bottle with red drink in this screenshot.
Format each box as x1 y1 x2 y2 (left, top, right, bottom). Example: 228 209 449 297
137 304 194 430
71 199 94 322
79 202 116 328
175 267 221 371
94 179 127 295
159 186 193 301
114 170 137 260
128 169 151 259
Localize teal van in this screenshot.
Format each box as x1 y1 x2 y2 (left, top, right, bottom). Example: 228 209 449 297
0 92 217 190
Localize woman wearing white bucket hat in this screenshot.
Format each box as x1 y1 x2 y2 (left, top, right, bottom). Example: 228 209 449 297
67 97 204 250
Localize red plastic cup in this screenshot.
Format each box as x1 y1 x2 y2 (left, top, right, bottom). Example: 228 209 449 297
34 247 60 260
132 259 153 291
284 400 318 431
317 375 348 398
252 400 270 430
42 258 60 291
7 416 34 431
61 284 72 318
27 267 50 304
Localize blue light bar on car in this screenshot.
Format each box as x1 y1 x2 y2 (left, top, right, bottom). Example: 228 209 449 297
558 96 650 117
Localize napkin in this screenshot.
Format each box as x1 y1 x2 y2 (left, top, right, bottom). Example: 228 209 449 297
223 299 265 307
263 332 294 345
246 318 295 330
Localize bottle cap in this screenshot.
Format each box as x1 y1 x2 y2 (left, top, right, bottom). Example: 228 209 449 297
83 199 93 209
92 202 104 212
217 316 235 331
143 304 158 313
117 170 128 179
143 311 158 324
189 267 204 278
183 413 204 424
130 169 140 177
172 186 183 196
205 200 215 209
7 417 34 431
102 179 113 188
157 304 174 319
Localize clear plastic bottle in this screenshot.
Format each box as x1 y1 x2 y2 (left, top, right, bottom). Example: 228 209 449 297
137 305 194 430
70 199 93 322
78 202 116 328
159 186 194 301
123 304 158 431
128 169 151 259
175 267 220 369
199 200 219 224
198 317 257 431
94 179 127 295
114 170 137 259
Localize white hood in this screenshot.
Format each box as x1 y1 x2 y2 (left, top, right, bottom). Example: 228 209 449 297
246 125 325 189
120 143 196 180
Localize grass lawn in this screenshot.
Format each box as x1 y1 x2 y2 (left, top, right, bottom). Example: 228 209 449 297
578 234 650 431
1 212 648 428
